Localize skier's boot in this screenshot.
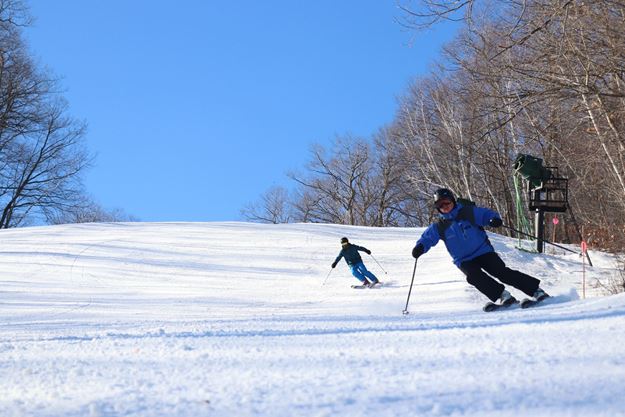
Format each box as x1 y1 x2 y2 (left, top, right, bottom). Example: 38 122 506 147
498 290 518 306
483 289 519 312
531 287 550 302
520 287 551 308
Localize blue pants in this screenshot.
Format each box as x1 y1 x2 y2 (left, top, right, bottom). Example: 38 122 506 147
350 262 378 284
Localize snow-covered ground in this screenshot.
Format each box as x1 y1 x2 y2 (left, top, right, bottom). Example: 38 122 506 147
1 222 624 417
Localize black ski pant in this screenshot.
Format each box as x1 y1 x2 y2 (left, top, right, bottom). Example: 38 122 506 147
459 251 540 302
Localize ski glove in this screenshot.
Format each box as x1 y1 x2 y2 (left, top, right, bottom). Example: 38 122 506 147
331 262 337 268
365 249 371 255
488 217 503 228
412 244 424 259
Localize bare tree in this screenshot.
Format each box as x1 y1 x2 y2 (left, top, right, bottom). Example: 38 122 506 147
396 0 479 29
241 186 293 224
285 132 422 227
241 0 625 243
288 136 373 225
392 0 625 246
290 188 322 223
368 126 424 226
0 1 91 227
48 195 138 224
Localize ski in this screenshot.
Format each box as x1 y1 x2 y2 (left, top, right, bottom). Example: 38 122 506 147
521 294 551 309
483 297 519 312
351 282 383 289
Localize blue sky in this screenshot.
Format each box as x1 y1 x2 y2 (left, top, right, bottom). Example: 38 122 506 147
25 1 457 222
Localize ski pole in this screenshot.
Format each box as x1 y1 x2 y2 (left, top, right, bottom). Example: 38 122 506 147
402 259 418 315
369 254 388 275
503 224 593 266
503 225 577 255
322 268 334 286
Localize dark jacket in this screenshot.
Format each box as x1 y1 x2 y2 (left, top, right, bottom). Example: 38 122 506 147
416 203 500 267
334 244 370 266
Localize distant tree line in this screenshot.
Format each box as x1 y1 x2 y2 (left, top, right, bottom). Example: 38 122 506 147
243 0 625 251
0 0 132 227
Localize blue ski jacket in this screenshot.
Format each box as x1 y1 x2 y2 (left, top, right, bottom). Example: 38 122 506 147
416 203 501 267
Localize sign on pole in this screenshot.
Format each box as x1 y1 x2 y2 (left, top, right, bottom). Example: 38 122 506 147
551 216 559 254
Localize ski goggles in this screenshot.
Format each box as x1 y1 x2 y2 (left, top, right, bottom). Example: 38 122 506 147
435 199 454 210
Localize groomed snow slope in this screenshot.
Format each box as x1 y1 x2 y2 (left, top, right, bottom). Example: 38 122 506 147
1 222 624 417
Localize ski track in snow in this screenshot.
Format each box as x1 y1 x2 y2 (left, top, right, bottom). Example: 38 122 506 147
1 222 625 417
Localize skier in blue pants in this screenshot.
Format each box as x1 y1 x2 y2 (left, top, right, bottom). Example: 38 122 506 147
332 237 380 287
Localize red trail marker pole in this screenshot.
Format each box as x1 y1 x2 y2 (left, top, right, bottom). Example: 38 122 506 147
581 240 588 299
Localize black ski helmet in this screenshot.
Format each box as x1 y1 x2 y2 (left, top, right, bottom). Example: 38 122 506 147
433 188 456 206
340 237 349 244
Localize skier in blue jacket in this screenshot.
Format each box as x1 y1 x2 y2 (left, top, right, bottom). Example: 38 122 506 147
332 237 380 287
412 188 548 309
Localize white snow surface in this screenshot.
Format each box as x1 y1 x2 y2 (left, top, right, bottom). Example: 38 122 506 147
1 222 624 417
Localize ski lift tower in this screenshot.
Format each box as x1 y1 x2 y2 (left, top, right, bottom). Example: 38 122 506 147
513 154 569 253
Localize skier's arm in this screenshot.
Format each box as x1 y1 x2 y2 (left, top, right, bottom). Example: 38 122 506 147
332 252 344 267
354 245 371 255
416 224 441 254
474 206 501 227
